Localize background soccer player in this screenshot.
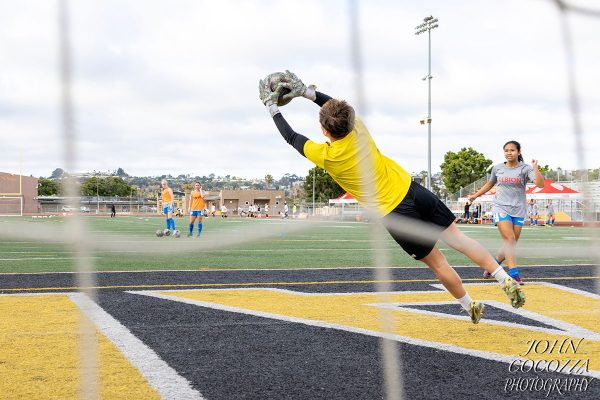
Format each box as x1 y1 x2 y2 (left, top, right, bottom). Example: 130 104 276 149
546 200 555 227
527 199 539 226
469 141 544 284
188 182 206 237
161 179 176 233
259 70 526 322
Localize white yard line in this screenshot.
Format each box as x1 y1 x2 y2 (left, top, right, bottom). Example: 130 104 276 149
69 293 204 400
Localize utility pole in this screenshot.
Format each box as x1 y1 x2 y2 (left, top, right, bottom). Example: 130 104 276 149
415 15 439 190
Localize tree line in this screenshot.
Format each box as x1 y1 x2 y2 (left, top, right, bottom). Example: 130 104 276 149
38 157 599 200
38 176 136 197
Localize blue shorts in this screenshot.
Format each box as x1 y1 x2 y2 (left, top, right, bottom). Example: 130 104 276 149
190 210 204 217
163 205 173 214
493 213 524 226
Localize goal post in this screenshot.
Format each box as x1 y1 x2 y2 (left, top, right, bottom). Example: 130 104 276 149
0 196 23 216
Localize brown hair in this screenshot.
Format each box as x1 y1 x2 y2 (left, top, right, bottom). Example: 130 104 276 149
319 99 355 139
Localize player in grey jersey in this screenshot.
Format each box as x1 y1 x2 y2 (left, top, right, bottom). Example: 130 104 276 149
469 141 544 284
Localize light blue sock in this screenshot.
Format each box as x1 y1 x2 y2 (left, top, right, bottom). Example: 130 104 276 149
197 223 203 236
189 223 194 234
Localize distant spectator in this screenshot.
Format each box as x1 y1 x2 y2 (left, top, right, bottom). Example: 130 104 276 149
464 201 471 221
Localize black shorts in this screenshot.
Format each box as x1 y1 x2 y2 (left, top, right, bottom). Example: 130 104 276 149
383 182 456 260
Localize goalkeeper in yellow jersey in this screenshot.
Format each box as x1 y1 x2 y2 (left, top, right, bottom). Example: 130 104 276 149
259 71 526 323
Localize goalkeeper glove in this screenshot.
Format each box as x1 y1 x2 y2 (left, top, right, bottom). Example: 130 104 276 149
258 78 280 117
279 70 316 102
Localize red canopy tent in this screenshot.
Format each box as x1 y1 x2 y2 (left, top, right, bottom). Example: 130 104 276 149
329 192 358 205
459 179 582 202
526 179 583 200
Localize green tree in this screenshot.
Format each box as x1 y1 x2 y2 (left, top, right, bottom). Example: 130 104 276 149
38 178 60 196
264 174 274 187
50 168 65 179
81 177 101 196
431 172 448 199
81 177 134 197
440 147 493 194
303 167 344 203
538 164 550 173
115 167 129 177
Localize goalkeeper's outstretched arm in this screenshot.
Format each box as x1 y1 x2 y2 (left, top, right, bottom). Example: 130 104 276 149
314 91 332 107
271 91 333 157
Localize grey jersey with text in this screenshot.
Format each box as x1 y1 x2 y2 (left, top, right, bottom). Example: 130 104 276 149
490 162 535 218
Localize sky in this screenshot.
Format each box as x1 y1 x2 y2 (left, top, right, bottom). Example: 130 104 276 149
0 0 599 182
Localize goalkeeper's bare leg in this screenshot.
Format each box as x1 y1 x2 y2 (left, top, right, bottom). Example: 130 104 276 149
441 224 526 308
420 246 484 324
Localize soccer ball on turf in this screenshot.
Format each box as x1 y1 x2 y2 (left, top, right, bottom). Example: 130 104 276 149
163 229 171 237
172 230 181 238
155 229 164 237
264 72 292 106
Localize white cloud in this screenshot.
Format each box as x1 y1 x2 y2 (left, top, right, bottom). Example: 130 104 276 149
0 0 598 180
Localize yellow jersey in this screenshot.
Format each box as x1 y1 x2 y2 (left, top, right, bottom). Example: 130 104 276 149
162 188 173 204
303 117 412 215
190 190 206 211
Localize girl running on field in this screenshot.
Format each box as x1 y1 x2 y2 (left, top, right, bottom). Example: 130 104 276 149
469 141 544 284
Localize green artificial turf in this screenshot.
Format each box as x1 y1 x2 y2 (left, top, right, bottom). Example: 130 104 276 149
0 215 594 273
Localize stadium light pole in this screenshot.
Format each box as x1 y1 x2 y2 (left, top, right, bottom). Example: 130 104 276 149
95 173 99 214
415 15 439 190
312 168 316 216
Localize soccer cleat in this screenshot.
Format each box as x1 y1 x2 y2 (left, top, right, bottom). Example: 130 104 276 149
509 267 525 286
503 277 526 308
469 301 485 324
187 233 193 238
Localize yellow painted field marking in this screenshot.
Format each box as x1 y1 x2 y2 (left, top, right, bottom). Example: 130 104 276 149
160 283 600 375
0 295 160 399
1 275 598 292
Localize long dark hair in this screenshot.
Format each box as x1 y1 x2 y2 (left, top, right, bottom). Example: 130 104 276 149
504 140 523 162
